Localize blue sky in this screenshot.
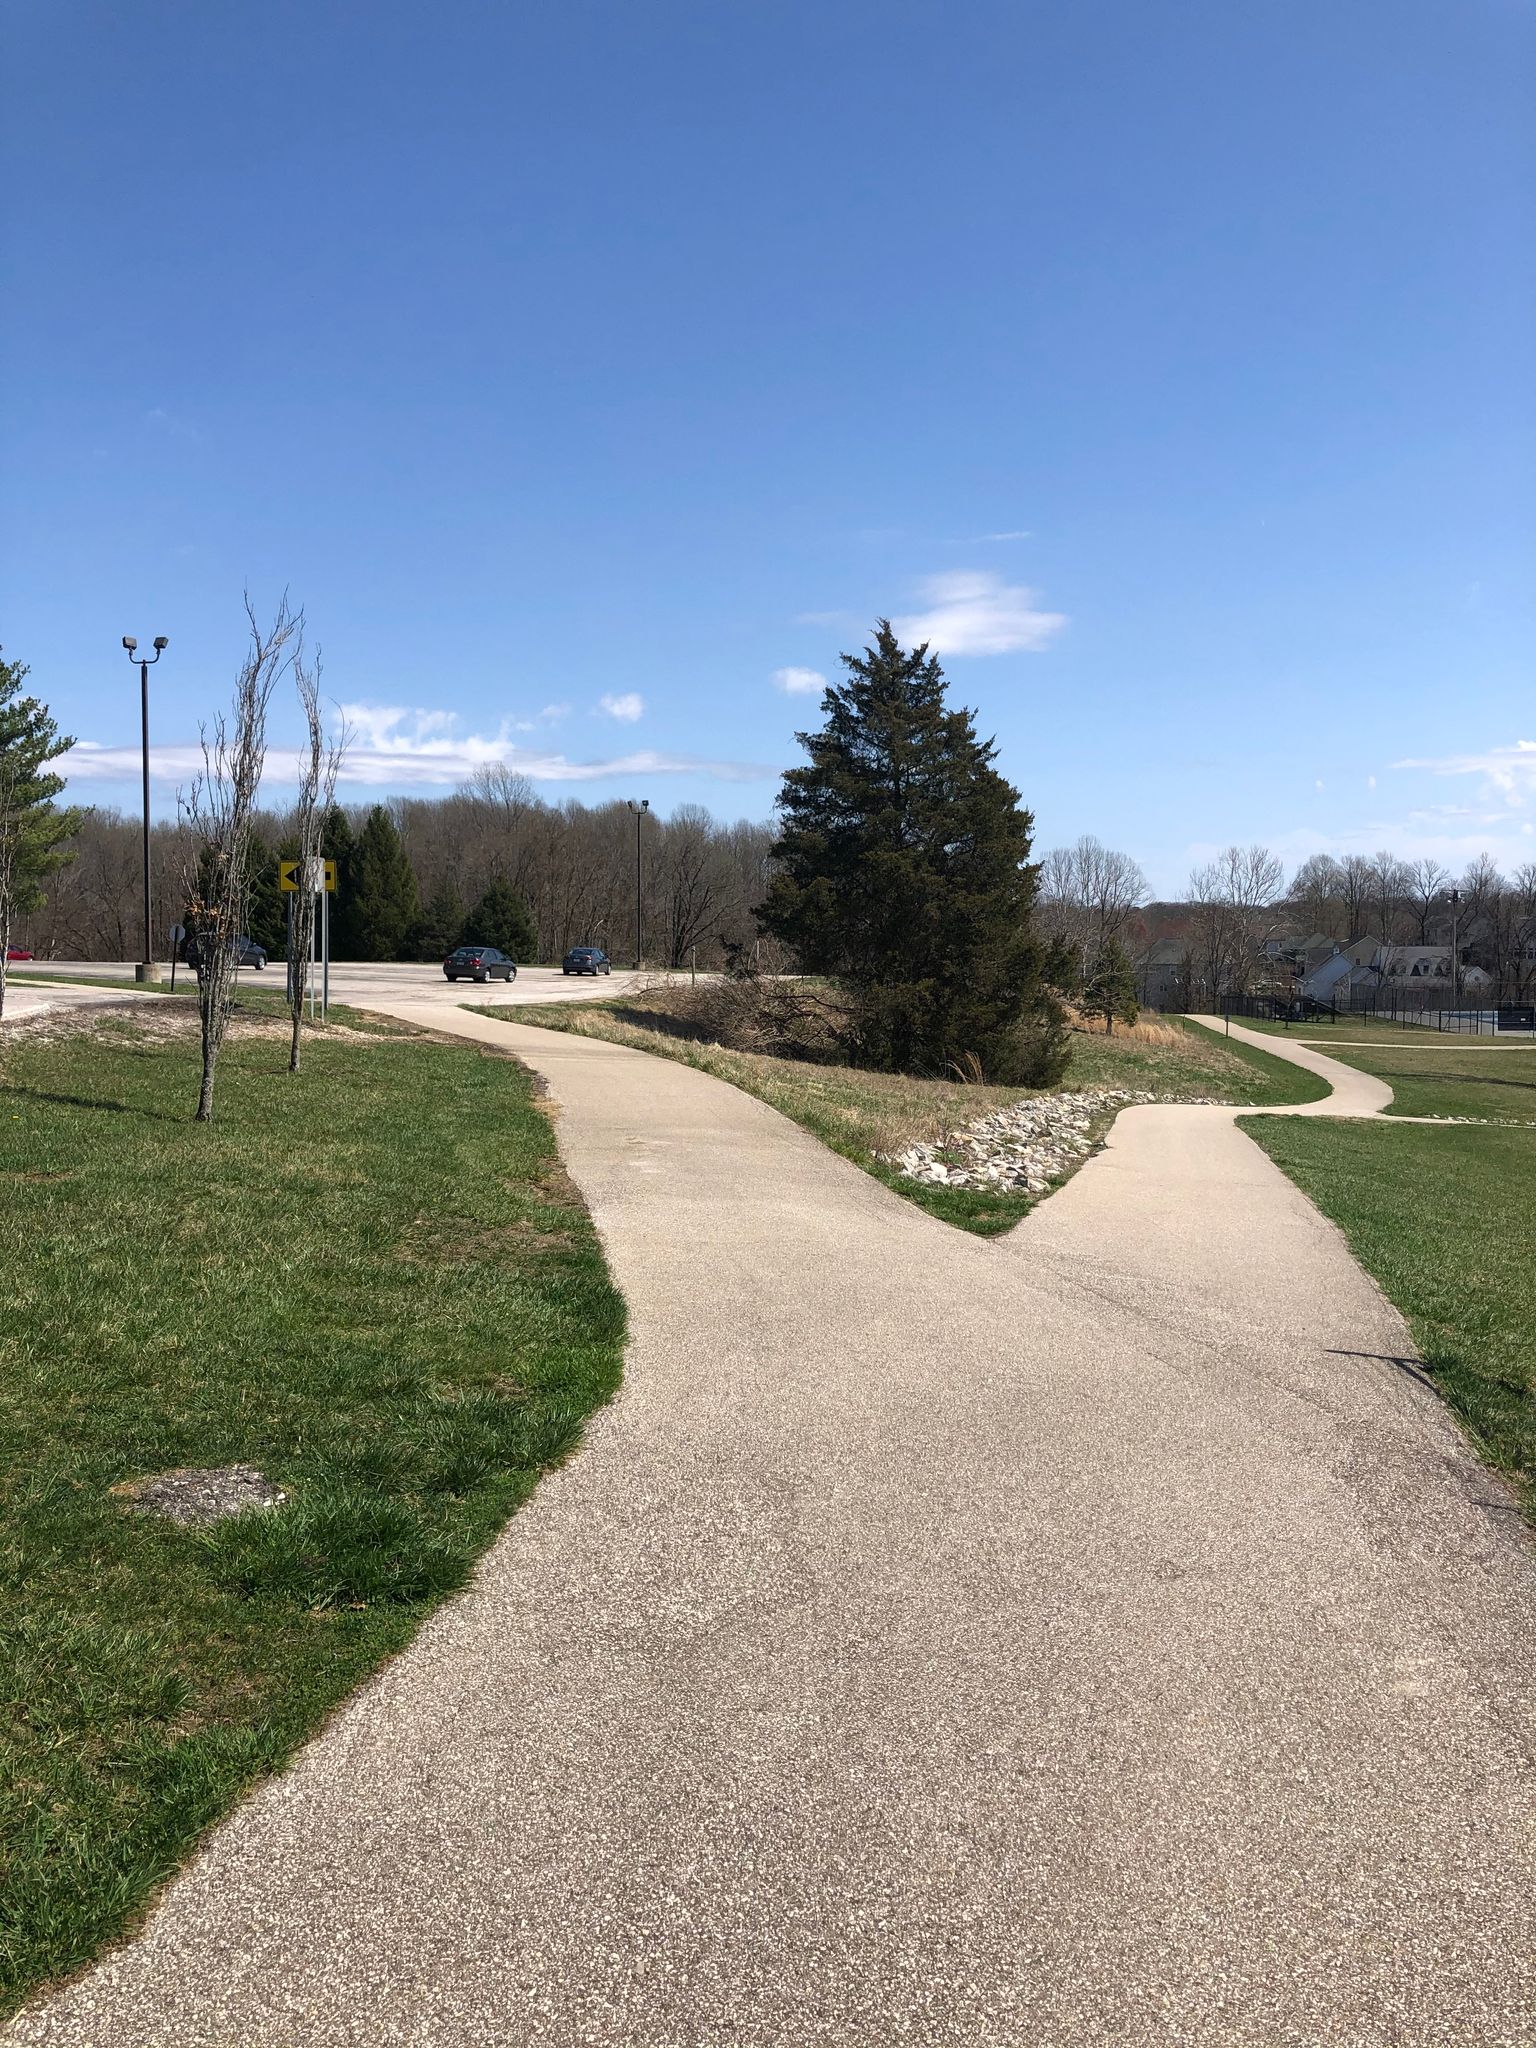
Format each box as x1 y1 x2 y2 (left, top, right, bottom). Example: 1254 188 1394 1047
4 0 1532 895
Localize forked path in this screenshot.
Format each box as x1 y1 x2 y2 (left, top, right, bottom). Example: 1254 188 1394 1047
12 1014 1535 2046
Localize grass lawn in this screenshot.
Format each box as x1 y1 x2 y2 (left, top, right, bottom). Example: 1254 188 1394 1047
1237 1020 1536 1122
485 996 1325 1236
1240 1015 1503 1047
4 970 170 993
1244 1117 1535 1511
0 1007 623 2018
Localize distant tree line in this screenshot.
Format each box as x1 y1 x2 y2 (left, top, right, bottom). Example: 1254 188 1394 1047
19 778 776 970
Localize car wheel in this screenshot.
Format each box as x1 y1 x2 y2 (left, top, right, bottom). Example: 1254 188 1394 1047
508 965 517 980
474 970 487 983
446 973 457 982
563 967 571 975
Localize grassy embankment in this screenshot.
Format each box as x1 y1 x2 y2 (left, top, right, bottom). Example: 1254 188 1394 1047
485 989 1325 1235
1246 1113 1535 1511
0 1004 623 2018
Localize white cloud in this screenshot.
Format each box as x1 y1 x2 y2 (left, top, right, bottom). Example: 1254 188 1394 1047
56 702 768 791
1367 774 1376 790
1393 739 1536 805
892 571 1066 657
773 666 826 696
538 702 570 722
598 691 644 723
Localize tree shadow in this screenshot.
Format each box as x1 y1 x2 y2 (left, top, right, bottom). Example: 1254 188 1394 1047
0 1084 182 1126
1327 1346 1440 1395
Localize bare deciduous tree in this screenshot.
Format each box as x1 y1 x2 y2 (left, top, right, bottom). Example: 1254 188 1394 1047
1036 834 1148 981
287 639 347 1072
1367 850 1412 945
1285 853 1345 940
1405 857 1449 944
179 596 299 1122
1187 844 1284 998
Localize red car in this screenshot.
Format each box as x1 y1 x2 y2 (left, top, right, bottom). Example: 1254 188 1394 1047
5 946 32 962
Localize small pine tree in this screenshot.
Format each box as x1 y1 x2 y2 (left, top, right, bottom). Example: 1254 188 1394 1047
320 805 360 954
464 880 537 961
1084 938 1139 1035
0 656 82 1017
347 805 420 961
759 621 1065 1084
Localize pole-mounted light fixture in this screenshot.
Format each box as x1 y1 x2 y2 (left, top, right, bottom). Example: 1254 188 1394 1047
626 798 649 971
123 635 169 981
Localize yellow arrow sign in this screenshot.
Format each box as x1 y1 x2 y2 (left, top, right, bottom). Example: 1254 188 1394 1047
279 859 338 893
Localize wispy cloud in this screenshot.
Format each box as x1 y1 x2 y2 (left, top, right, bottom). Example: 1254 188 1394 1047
772 666 826 696
598 691 644 723
1393 739 1536 804
57 703 769 791
892 571 1066 657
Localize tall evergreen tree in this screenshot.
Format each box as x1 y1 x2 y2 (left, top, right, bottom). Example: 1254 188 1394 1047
410 879 468 961
0 656 82 1017
759 621 1065 1083
243 830 287 957
320 805 360 955
463 880 537 961
347 804 420 960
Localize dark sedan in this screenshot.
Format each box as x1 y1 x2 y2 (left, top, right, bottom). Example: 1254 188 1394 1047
562 946 612 976
444 945 518 984
182 933 267 970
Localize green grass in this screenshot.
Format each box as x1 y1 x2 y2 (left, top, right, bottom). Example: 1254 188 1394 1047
1239 1014 1508 1047
1289 1041 1535 1123
4 969 168 993
1233 1018 1536 1120
487 999 1325 1235
0 1010 624 2017
1244 1118 1535 1510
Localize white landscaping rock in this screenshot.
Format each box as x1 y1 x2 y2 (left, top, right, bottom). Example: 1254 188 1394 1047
881 1088 1159 1195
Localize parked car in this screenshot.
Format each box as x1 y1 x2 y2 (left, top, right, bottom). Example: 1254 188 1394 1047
181 934 267 971
563 946 612 976
4 946 33 962
443 944 518 984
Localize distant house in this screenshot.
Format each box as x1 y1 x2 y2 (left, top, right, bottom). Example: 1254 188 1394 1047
1302 940 1492 1007
1137 937 1188 1009
1300 948 1373 1004
1375 945 1492 990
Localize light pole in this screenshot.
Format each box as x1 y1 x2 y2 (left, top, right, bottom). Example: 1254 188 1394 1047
626 798 649 970
122 635 168 982
1448 886 1463 1016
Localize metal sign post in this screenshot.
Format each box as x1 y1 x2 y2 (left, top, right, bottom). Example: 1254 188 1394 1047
279 858 337 1022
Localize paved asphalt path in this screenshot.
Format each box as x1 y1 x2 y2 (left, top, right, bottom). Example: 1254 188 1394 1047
10 1010 1535 2046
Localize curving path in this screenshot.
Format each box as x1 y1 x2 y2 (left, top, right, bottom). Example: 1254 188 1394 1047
11 1012 1535 2047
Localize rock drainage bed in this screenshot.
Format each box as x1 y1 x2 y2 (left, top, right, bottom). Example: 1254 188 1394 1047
884 1087 1157 1195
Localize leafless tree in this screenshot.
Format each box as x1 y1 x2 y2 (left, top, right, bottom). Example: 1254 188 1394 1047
1285 853 1345 939
1337 853 1373 942
1187 844 1284 998
1367 850 1412 945
1037 835 1148 981
1404 857 1449 943
287 639 347 1072
179 596 299 1122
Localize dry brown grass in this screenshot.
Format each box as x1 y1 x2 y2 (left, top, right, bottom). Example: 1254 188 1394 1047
1063 1005 1187 1047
